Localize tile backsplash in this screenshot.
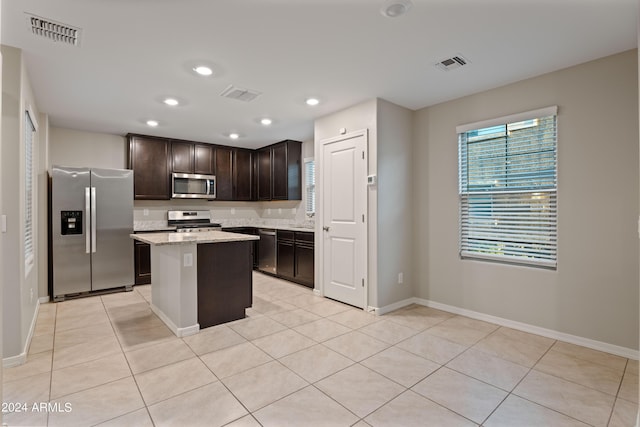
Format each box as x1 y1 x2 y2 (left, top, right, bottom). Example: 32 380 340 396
134 199 313 229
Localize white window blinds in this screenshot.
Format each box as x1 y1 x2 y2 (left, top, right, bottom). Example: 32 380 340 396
457 106 558 268
25 110 36 268
304 158 315 215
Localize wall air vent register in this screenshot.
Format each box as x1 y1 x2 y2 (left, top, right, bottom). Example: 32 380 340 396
25 13 81 46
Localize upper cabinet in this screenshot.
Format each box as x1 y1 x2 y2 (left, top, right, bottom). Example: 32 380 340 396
171 141 194 174
215 146 234 201
127 134 172 200
234 148 254 201
257 140 302 201
171 141 214 175
128 135 301 201
194 144 214 175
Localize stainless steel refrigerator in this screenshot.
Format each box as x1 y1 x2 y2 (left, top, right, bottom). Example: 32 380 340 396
50 166 134 301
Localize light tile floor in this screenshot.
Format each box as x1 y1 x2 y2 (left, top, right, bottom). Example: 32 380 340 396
3 272 638 426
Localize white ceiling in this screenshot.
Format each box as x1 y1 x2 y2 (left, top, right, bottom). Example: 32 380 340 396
2 0 637 149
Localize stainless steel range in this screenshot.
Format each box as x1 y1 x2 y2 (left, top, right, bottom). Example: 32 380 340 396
168 210 222 233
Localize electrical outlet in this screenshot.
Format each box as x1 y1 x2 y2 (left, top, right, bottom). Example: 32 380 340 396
231 208 236 215
278 208 282 214
267 208 272 215
143 209 149 216
398 272 404 284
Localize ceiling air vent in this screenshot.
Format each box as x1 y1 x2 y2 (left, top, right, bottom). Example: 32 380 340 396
435 55 469 71
220 85 262 102
25 13 81 46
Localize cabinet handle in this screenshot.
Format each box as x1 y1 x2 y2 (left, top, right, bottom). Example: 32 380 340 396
323 226 330 232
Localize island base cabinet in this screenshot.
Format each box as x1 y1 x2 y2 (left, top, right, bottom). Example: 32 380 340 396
197 241 253 329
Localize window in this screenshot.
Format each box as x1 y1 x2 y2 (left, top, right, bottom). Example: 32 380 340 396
25 110 36 270
304 158 315 216
457 106 558 268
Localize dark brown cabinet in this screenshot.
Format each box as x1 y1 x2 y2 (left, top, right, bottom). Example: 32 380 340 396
257 140 302 201
276 231 295 280
197 241 253 328
172 141 214 175
128 135 172 200
194 144 214 175
215 146 234 200
233 149 254 201
257 148 272 201
134 240 151 285
294 232 314 287
276 230 314 288
128 135 301 201
171 141 195 173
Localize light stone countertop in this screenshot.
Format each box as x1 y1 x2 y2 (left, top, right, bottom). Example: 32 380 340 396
134 221 315 234
130 230 259 246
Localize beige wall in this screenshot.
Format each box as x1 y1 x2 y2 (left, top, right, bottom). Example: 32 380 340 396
49 127 127 170
376 99 414 307
414 49 639 350
1 45 43 359
314 98 414 309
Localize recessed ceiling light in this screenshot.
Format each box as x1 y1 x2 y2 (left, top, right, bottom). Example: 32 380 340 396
193 66 213 76
305 98 320 106
146 120 159 127
229 133 240 140
260 118 273 126
380 0 413 18
163 98 179 106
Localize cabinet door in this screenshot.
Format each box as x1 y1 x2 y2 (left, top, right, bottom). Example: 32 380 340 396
294 242 314 287
134 241 151 285
276 239 295 279
215 147 233 200
257 148 272 200
172 141 195 173
271 143 288 200
128 136 171 200
233 149 253 201
194 144 214 175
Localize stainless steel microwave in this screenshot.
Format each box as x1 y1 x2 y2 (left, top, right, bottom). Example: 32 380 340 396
172 173 216 199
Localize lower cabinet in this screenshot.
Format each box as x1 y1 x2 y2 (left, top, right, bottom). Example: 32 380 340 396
294 233 314 287
276 231 295 280
197 241 253 328
134 240 151 285
277 230 314 288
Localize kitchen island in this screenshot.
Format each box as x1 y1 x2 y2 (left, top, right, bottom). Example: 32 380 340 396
130 231 259 337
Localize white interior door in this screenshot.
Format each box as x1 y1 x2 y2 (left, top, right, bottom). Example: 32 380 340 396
321 131 367 308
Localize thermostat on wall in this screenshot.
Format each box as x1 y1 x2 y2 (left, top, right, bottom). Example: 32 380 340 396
367 175 377 186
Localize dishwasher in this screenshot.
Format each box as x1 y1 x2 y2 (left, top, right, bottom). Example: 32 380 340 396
258 229 277 274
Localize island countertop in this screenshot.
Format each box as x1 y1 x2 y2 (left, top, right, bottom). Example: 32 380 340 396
130 230 259 246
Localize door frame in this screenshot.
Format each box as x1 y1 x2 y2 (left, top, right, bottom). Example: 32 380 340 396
315 129 369 310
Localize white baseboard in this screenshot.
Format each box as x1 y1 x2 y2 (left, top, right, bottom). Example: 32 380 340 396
150 304 199 338
372 297 639 360
370 297 416 315
3 300 41 368
312 289 322 297
38 296 50 304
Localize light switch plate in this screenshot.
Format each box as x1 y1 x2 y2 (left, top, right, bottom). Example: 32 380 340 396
183 253 193 267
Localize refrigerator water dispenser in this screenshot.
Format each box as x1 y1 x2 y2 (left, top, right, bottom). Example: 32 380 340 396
61 210 83 235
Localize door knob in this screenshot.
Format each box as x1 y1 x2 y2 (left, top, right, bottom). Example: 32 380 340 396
323 226 330 232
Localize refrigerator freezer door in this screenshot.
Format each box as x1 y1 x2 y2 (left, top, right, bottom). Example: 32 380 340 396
52 167 92 297
90 168 134 291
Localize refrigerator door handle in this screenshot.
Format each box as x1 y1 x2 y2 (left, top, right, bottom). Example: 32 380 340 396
85 187 91 254
91 187 97 253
